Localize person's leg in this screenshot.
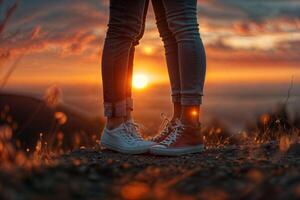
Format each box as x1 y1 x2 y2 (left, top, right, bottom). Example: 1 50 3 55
101 0 156 154
125 0 150 122
152 0 181 122
102 0 147 129
162 0 206 127
150 0 206 156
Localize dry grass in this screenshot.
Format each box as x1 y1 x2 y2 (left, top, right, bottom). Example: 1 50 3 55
0 92 299 172
0 85 101 172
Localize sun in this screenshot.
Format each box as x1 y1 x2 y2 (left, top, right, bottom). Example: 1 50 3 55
132 74 149 89
143 46 153 55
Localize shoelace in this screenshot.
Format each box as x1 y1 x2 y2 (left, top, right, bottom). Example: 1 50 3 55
125 121 144 141
160 119 185 146
152 113 172 141
119 124 138 143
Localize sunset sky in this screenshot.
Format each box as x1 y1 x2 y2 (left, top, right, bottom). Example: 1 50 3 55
1 0 300 87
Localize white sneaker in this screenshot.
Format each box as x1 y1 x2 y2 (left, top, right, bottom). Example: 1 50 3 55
100 122 155 154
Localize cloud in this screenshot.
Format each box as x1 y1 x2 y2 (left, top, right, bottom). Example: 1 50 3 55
198 0 300 36
1 0 300 68
30 26 41 40
1 0 107 60
199 0 300 21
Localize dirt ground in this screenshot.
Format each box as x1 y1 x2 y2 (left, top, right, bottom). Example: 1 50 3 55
1 142 300 200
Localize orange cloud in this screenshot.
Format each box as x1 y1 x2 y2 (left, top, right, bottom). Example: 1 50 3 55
30 26 41 40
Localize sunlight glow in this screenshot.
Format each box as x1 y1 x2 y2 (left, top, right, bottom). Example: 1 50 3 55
191 110 198 116
143 46 154 55
133 74 149 89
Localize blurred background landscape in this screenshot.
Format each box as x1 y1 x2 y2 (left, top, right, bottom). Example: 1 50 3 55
3 82 300 133
1 0 300 143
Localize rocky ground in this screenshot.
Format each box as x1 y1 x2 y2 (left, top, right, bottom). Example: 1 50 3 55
1 142 300 200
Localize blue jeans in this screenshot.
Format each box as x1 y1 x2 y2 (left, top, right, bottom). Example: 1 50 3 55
102 0 206 117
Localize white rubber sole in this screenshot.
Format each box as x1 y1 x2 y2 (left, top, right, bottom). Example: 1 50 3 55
100 141 152 155
150 145 204 156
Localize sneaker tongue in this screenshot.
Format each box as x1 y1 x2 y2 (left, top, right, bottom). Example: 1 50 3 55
125 121 143 141
175 118 183 124
126 119 134 124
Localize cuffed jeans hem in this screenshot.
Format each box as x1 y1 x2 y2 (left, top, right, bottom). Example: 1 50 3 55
126 97 133 111
171 94 181 103
104 100 127 117
181 97 203 106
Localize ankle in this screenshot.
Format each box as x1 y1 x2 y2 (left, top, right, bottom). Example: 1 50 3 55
171 117 179 123
172 102 181 122
180 118 200 127
125 110 133 122
180 105 201 127
106 117 124 130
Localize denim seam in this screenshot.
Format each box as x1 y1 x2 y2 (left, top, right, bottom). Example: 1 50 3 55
126 97 133 111
110 36 116 116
